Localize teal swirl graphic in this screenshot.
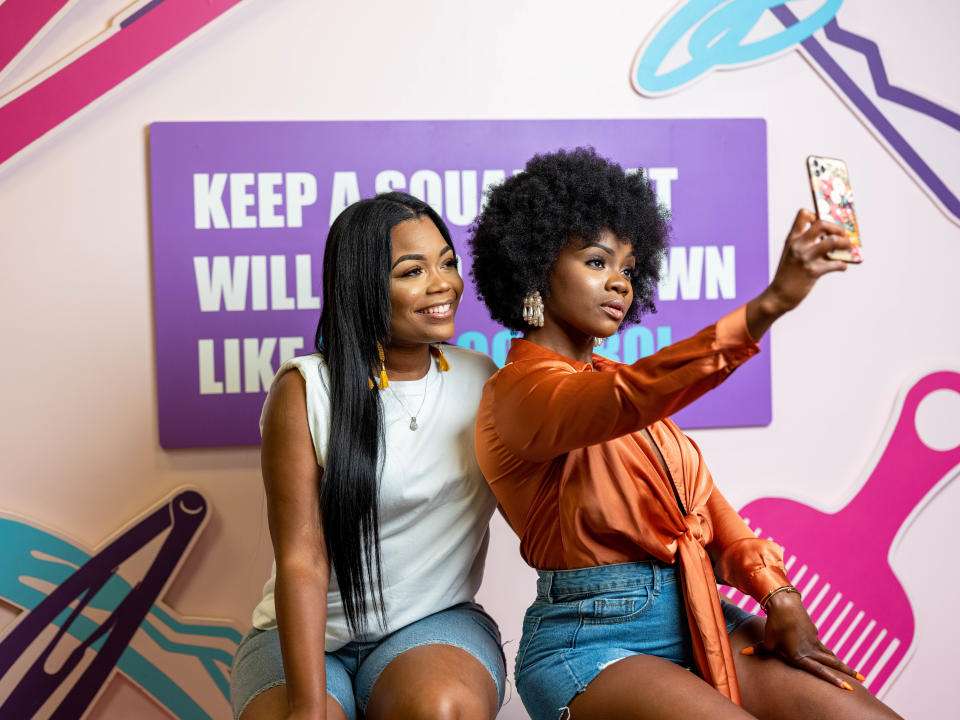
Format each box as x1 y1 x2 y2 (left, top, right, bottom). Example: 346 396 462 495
634 0 843 94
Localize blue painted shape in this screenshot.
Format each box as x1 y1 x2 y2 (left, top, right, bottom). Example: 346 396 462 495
635 0 844 93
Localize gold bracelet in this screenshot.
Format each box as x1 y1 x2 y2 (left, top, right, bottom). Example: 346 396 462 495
760 585 801 610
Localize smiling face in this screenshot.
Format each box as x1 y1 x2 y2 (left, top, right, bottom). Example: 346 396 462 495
542 228 636 342
388 215 463 347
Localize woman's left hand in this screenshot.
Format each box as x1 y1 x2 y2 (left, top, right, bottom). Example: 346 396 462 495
742 590 862 690
745 209 850 340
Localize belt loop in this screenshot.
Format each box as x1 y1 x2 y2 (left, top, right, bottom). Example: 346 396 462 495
652 561 661 596
537 571 554 603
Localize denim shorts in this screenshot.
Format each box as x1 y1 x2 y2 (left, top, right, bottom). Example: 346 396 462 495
230 601 505 720
514 561 755 720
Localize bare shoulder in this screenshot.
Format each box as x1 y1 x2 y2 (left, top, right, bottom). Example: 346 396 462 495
262 369 310 450
269 367 307 403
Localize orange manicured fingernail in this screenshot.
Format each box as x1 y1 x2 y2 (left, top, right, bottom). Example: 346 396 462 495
856 673 865 682
842 681 853 691
740 646 755 656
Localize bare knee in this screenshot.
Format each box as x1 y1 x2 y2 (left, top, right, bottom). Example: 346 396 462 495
391 682 489 720
238 685 287 720
239 686 348 720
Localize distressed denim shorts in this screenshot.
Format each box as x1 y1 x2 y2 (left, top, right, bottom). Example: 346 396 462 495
514 561 755 720
230 601 505 720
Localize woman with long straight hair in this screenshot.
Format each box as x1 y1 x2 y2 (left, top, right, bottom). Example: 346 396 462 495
470 148 901 720
230 192 505 720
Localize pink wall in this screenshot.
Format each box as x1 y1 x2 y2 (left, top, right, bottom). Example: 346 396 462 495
1 1 958 717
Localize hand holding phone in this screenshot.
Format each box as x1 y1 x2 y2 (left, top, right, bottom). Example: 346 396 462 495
807 156 862 263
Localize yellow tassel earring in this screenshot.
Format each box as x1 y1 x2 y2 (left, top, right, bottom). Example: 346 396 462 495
430 344 450 372
378 342 389 388
368 342 390 389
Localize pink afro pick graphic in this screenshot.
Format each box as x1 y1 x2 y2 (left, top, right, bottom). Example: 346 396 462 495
721 371 960 696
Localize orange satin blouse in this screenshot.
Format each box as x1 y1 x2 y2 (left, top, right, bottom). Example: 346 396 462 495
475 305 790 704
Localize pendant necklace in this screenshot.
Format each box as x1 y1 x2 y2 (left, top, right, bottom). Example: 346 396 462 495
387 380 428 431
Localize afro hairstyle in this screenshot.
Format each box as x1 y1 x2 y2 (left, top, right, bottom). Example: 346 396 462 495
469 146 670 332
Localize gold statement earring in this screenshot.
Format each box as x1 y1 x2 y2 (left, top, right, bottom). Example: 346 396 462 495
522 291 545 327
369 342 390 389
594 337 605 348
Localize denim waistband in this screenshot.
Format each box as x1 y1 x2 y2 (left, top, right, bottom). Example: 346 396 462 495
535 560 677 602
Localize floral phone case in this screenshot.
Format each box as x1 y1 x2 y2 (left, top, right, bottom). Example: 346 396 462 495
807 156 863 263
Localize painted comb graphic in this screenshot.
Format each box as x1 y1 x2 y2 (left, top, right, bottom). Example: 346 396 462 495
721 371 960 696
0 488 242 719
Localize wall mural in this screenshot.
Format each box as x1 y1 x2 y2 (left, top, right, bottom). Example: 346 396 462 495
632 0 960 225
1 1 954 717
0 489 242 718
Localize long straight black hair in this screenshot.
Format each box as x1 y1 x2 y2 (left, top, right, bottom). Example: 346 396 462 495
316 191 453 635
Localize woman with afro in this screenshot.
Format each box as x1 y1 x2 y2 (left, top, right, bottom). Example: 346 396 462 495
470 148 900 720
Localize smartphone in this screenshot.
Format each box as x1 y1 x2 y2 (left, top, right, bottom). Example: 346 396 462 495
806 155 862 263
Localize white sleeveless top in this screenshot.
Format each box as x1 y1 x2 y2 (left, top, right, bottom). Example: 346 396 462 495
251 345 499 651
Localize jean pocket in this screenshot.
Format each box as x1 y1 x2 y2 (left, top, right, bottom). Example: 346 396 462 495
582 588 653 625
514 614 542 674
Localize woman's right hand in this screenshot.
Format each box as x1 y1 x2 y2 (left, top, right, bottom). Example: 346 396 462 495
744 589 862 690
745 208 851 340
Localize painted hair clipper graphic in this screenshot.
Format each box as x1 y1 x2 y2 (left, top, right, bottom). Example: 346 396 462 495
720 371 960 696
633 1 960 226
0 488 243 719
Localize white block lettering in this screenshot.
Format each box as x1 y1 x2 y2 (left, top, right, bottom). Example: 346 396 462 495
193 173 229 229
229 173 256 228
279 337 305 366
444 170 478 226
250 255 267 310
648 167 678 214
705 246 736 299
409 169 443 216
286 172 318 228
658 246 704 301
329 171 360 226
224 338 241 393
295 254 320 309
194 256 249 311
198 339 223 394
257 173 284 228
375 169 407 194
244 337 278 392
270 256 295 310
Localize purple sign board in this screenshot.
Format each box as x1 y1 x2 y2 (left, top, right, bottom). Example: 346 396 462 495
149 120 771 448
